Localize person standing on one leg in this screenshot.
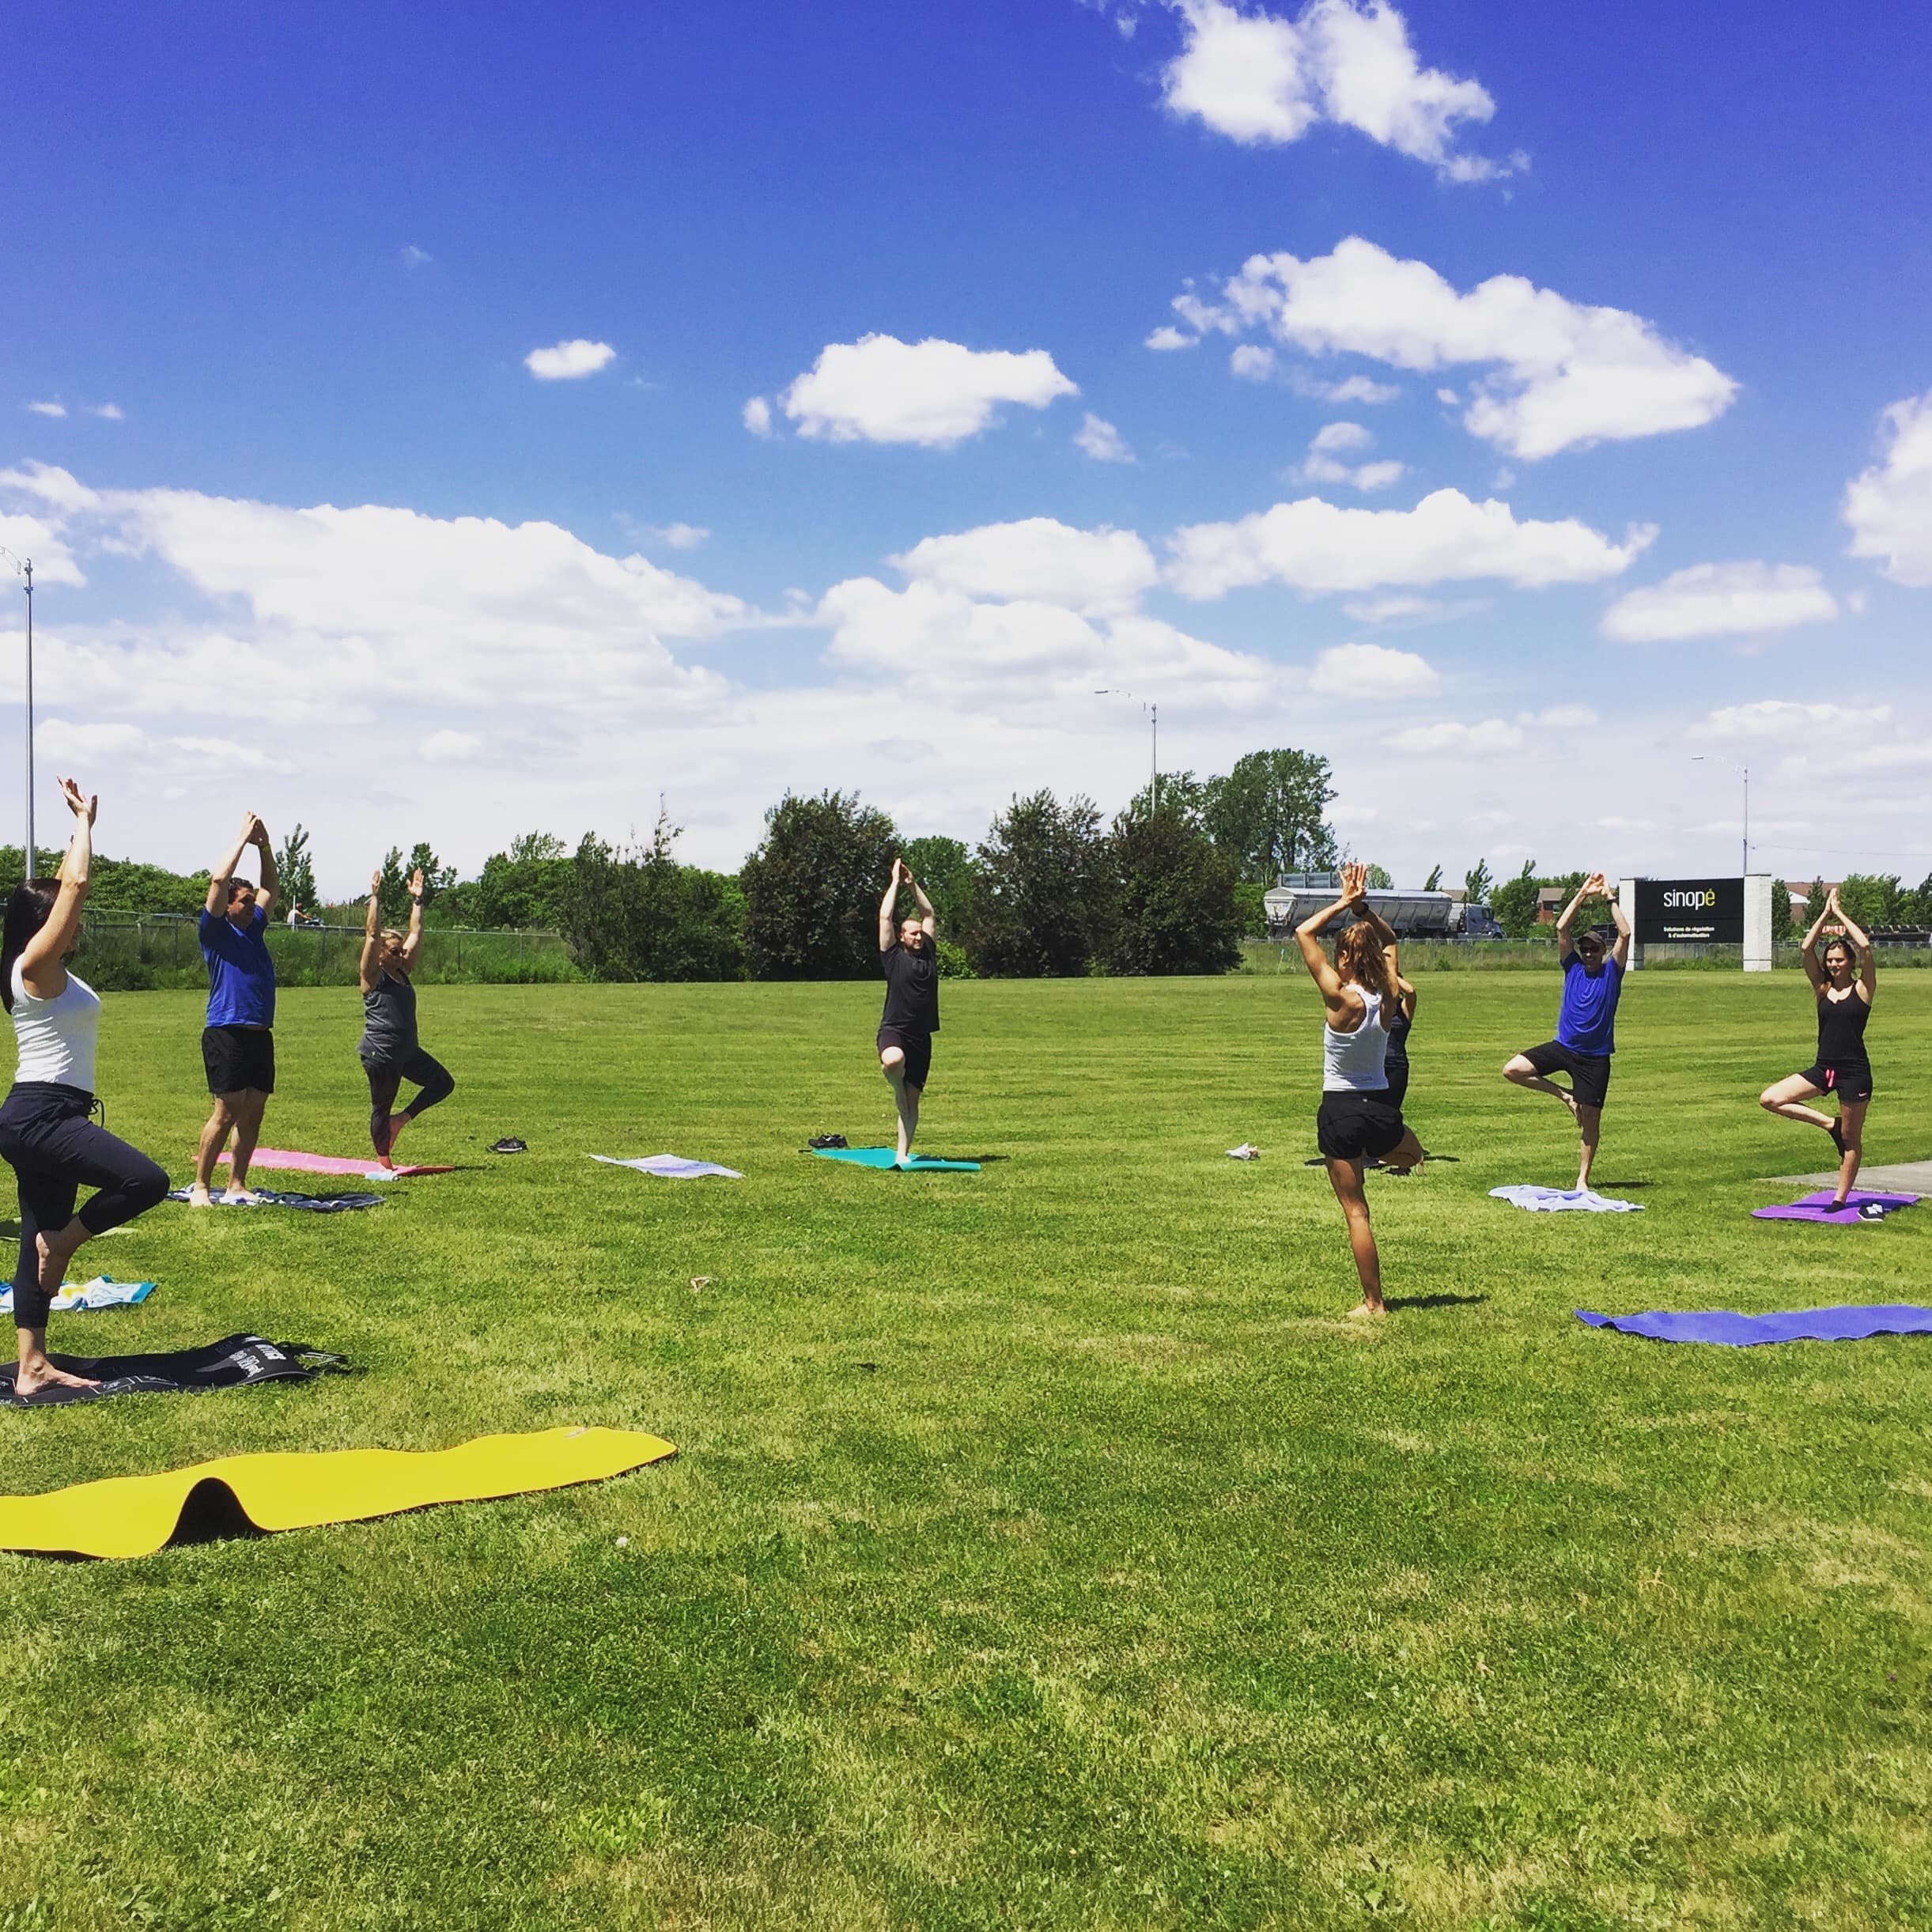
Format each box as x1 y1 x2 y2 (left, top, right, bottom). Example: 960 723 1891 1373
0 779 170 1397
189 813 279 1206
359 868 456 1166
876 858 939 1167
1760 886 1876 1206
1502 871 1630 1191
1299 864 1427 1318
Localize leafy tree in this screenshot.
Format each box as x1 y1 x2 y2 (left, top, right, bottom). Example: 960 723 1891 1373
1363 863 1393 890
376 847 410 925
1490 859 1543 939
405 841 456 912
1128 770 1209 826
2 845 212 916
966 790 1114 977
1905 873 1932 926
1422 864 1443 891
1200 748 1338 882
902 835 975 937
1464 859 1495 906
1104 801 1242 976
1771 878 1794 942
274 824 317 917
1837 873 1904 931
565 812 746 981
452 831 576 930
1233 879 1267 937
1804 877 1826 933
740 790 900 979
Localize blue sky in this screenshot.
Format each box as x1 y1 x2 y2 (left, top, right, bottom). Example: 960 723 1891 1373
4 0 1930 894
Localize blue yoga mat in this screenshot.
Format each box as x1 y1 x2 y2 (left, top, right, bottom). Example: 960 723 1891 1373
1577 1305 1932 1346
811 1146 980 1173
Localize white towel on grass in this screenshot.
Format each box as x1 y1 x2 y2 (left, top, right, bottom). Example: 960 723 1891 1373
1490 1185 1644 1214
591 1154 743 1180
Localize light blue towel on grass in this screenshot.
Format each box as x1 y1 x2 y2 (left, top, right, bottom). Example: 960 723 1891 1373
1491 1185 1644 1214
0 1276 156 1315
591 1154 743 1180
813 1146 981 1173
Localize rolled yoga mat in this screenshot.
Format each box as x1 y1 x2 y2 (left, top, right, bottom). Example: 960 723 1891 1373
0 1424 677 1560
1578 1306 1932 1346
812 1146 981 1173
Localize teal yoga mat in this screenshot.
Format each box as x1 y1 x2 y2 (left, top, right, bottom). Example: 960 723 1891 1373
812 1146 980 1173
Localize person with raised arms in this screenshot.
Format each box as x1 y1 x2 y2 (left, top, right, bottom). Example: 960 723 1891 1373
877 857 940 1167
1502 871 1631 1192
0 780 169 1397
1298 863 1427 1318
187 811 279 1207
1760 885 1876 1207
358 867 456 1166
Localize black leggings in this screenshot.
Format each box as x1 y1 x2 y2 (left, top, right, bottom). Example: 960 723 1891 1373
363 1049 455 1155
0 1083 170 1330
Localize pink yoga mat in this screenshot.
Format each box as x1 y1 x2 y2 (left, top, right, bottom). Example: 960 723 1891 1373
220 1149 455 1179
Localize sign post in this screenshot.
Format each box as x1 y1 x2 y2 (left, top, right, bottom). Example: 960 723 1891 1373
1630 876 1773 970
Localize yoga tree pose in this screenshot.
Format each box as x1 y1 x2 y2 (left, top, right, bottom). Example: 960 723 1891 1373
0 780 169 1397
1760 886 1876 1205
877 857 939 1166
1502 871 1630 1190
358 867 456 1166
1298 863 1426 1318
188 811 279 1206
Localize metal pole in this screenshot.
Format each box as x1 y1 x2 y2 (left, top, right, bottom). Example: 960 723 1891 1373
20 561 32 880
1151 703 1159 800
1741 765 1749 875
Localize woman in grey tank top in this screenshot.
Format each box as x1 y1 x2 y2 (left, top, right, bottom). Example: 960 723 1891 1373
357 866 456 1166
1295 864 1425 1318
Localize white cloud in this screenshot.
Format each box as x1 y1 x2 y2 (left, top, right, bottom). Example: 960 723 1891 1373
1155 236 1738 459
743 395 775 437
1843 390 1932 587
1294 419 1404 490
35 718 146 760
168 735 278 770
1310 421 1372 453
1146 324 1193 351
1382 718 1523 754
26 400 66 418
524 338 618 381
1310 372 1398 405
88 403 125 422
1518 704 1599 728
1166 486 1653 597
1075 413 1136 463
422 729 483 762
1601 561 1837 642
632 521 710 550
1694 700 1892 743
1308 640 1437 696
1231 345 1276 381
891 518 1159 615
1159 0 1517 183
399 244 433 268
775 334 1078 448
1341 592 1444 622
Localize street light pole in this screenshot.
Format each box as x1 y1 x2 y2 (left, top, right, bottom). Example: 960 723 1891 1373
1741 763 1749 875
1094 689 1158 802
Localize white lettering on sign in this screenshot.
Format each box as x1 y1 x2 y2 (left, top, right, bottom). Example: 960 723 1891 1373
1662 889 1718 909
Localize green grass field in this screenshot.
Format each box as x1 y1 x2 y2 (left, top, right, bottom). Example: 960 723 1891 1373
2 971 1930 1930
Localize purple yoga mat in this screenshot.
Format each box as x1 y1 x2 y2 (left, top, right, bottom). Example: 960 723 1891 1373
1752 1189 1919 1224
1578 1305 1932 1345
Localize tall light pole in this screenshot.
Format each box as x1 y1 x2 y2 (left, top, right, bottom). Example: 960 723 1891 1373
0 547 31 879
1690 756 1749 874
1093 688 1158 801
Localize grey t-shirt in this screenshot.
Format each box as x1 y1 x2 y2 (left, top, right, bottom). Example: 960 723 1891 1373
359 971 418 1064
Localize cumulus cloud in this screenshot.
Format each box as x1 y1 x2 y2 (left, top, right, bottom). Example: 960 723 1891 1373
26 400 66 418
1159 0 1518 183
524 338 618 380
631 521 710 550
1166 486 1653 597
743 395 774 437
891 518 1159 616
1294 419 1405 490
1693 700 1892 743
1075 413 1135 463
1341 592 1446 622
1382 718 1523 754
1600 561 1837 642
774 334 1078 448
1231 345 1276 381
1153 236 1738 459
1843 390 1932 587
35 718 146 759
422 729 483 762
89 403 125 422
1308 640 1437 696
1146 325 1193 352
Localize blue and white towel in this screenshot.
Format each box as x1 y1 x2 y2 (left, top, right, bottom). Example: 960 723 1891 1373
165 1188 386 1213
0 1276 156 1315
1491 1185 1645 1214
591 1154 744 1181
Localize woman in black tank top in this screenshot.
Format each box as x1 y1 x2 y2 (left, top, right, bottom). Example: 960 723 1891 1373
1759 887 1876 1205
357 866 456 1166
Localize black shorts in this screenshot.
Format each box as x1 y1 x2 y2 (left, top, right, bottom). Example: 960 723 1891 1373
1521 1040 1611 1110
877 1026 932 1090
203 1025 275 1097
1317 1091 1406 1163
1798 1061 1873 1103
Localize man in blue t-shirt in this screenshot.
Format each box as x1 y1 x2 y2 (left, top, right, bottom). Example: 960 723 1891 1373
1502 871 1631 1191
187 813 281 1206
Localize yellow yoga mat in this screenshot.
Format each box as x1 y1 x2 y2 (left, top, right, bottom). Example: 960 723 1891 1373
0 1425 676 1560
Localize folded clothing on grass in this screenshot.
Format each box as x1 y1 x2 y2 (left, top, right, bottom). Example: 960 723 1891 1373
0 1423 676 1559
813 1146 981 1173
222 1149 454 1180
166 1188 386 1212
0 1333 348 1408
1578 1305 1932 1346
590 1154 744 1180
1752 1190 1918 1224
1491 1185 1644 1214
0 1276 154 1317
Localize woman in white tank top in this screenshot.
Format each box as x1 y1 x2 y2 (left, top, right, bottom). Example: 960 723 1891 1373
0 778 170 1401
1295 864 1425 1318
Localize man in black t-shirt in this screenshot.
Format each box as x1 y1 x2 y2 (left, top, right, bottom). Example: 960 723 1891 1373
877 857 940 1166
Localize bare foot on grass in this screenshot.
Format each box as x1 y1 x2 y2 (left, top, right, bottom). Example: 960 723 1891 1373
187 1184 215 1208
15 1359 101 1399
1348 1300 1387 1319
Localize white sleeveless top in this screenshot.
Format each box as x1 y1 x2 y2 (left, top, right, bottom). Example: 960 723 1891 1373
9 958 101 1092
1322 985 1389 1092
